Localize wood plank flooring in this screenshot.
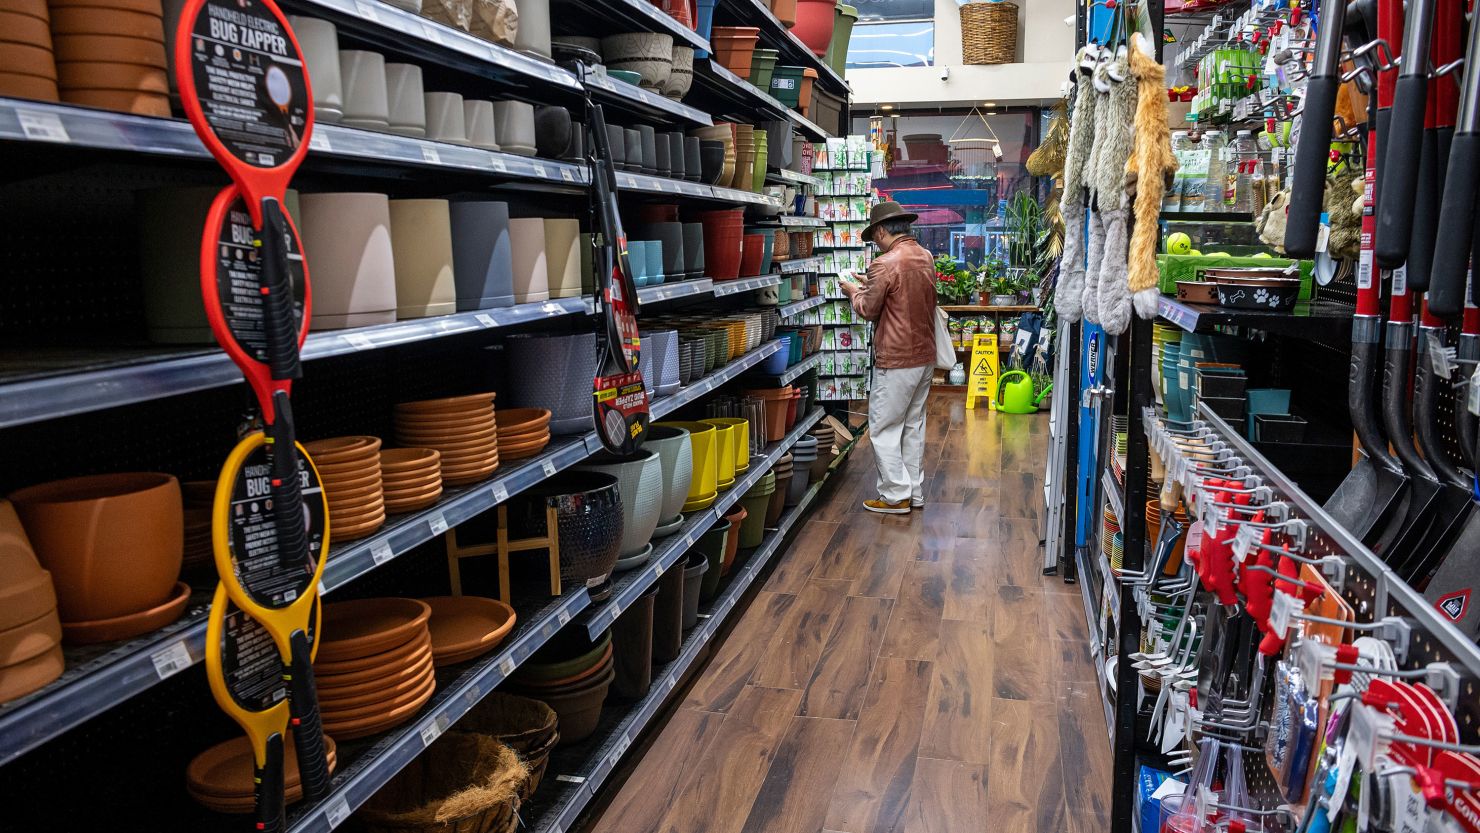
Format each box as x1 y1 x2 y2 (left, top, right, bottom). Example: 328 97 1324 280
586 392 1109 833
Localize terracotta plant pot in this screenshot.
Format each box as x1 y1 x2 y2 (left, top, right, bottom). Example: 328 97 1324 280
744 387 794 442
698 208 743 280
694 519 729 602
10 473 182 623
796 67 818 116
709 26 759 78
772 0 797 25
790 0 835 55
722 505 748 572
739 233 765 277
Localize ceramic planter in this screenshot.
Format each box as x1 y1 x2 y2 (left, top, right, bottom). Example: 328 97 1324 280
513 0 552 58
494 100 537 156
543 218 582 299
464 100 499 149
667 132 687 179
606 124 627 169
702 417 750 472
534 105 572 158
10 473 182 623
650 222 685 285
338 49 389 128
695 519 729 601
698 139 726 184
638 124 659 174
508 217 550 303
425 91 467 142
389 199 458 318
710 26 759 78
449 200 516 310
654 421 717 510
610 584 656 700
681 551 707 629
744 386 794 441
624 128 642 172
601 33 674 91
287 16 343 123
698 208 743 280
791 0 835 55
384 63 426 137
684 136 702 182
577 449 662 559
644 425 693 528
665 45 694 99
506 332 599 434
508 471 623 592
299 193 396 329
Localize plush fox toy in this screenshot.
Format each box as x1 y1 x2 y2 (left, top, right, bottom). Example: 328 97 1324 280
1126 32 1177 320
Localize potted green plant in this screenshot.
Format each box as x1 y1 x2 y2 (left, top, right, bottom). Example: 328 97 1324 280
933 254 971 304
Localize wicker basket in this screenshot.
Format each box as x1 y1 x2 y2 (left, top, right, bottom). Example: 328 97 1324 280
960 1 1017 65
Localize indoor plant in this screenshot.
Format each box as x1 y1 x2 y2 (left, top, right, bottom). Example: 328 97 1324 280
934 254 972 304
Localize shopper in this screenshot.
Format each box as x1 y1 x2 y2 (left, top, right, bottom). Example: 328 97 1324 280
840 201 937 515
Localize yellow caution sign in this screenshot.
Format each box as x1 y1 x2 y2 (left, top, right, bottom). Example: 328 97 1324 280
965 333 1000 410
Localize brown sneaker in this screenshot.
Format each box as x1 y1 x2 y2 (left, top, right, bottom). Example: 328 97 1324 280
863 497 912 515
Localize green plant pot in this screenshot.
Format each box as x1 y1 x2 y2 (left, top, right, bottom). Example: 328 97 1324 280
748 48 779 92
738 491 772 548
696 519 731 601
823 4 857 77
770 65 806 107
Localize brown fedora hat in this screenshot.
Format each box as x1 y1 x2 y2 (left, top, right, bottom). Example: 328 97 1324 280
860 200 919 241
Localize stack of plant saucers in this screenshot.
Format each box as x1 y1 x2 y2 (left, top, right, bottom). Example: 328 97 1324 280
506 629 615 745
1 0 59 102
379 448 442 514
315 597 435 740
495 407 552 461
393 393 499 486
0 500 63 704
49 0 170 116
305 436 385 541
422 595 516 666
186 734 337 814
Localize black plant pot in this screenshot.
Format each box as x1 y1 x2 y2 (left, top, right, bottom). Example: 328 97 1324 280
637 125 657 175
564 122 586 162
682 221 705 280
624 128 642 173
654 131 670 177
667 132 685 179
684 136 701 182
507 470 624 592
605 123 626 169
699 139 725 185
534 105 572 158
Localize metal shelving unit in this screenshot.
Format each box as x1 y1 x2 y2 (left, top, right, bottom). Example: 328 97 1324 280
769 167 823 188
718 0 850 96
776 295 825 318
775 352 822 385
778 256 825 274
712 274 782 296
553 0 711 51
0 340 781 766
1155 296 1353 341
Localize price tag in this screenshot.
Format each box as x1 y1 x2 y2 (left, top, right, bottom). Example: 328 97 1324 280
1349 703 1393 769
532 162 547 178
150 641 193 680
421 21 444 44
541 302 563 315
1268 589 1301 638
1231 525 1256 562
490 157 508 173
476 313 497 327
560 168 576 182
419 713 449 747
542 459 557 477
309 131 332 152
421 145 443 165
540 622 554 638
371 540 394 566
664 674 677 692
610 733 632 764
428 512 448 535
608 604 623 624
498 656 516 677
557 607 572 626
464 684 483 706
491 483 509 504
343 332 374 351
653 561 665 578
555 774 586 784
354 0 379 21
1428 332 1453 379
326 798 352 830
17 109 70 143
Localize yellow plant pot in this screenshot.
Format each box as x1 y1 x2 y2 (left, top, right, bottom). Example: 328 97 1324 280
702 418 750 472
655 421 717 510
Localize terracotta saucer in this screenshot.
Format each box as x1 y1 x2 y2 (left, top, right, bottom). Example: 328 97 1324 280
51 33 164 65
60 580 189 645
0 606 60 666
333 512 386 540
318 647 434 699
317 597 431 662
187 733 337 800
422 595 516 666
442 465 498 488
0 13 52 47
313 457 382 480
320 470 383 496
56 61 168 94
379 447 440 472
0 569 57 633
382 479 443 502
331 502 386 529
186 740 338 800
426 437 499 459
49 0 165 12
315 630 431 677
494 407 552 431
323 679 436 740
393 392 496 414
0 642 63 703
384 492 442 515
441 454 500 477
0 0 49 19
320 670 435 722
60 87 167 115
396 423 496 445
326 480 384 505
0 71 57 101
394 408 494 429
381 469 442 492
319 657 435 712
304 436 382 465
497 434 549 457
0 43 56 77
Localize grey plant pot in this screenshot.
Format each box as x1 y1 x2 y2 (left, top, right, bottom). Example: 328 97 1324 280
638 125 658 175
506 331 599 434
683 136 702 182
667 132 686 179
449 199 516 310
682 222 705 280
624 128 642 172
576 449 663 558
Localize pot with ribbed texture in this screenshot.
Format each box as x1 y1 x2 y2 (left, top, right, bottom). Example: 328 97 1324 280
505 332 598 434
577 449 662 559
643 425 693 533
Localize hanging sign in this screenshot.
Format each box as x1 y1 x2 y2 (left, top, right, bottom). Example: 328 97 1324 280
965 333 1001 410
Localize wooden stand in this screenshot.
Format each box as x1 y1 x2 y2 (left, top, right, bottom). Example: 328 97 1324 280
445 505 562 604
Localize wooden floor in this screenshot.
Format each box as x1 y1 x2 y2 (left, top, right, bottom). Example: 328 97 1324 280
585 392 1111 833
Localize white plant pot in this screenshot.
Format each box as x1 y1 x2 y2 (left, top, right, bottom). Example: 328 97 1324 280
577 449 663 558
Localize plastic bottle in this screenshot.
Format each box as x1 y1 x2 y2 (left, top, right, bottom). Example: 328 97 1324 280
1166 131 1189 211
1226 130 1258 213
1202 130 1227 212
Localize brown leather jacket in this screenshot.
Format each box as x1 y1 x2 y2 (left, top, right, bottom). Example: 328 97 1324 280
851 236 937 368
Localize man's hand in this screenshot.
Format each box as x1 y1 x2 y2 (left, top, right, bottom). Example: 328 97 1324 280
839 279 861 297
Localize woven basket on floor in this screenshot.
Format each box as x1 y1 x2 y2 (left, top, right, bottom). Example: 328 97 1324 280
961 1 1017 65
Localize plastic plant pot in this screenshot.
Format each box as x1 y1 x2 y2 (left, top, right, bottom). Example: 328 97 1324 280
654 421 718 510
652 556 686 662
790 0 835 55
748 48 779 91
707 421 737 490
695 519 730 601
610 583 657 701
448 200 516 310
701 417 750 473
743 387 794 442
767 472 790 525
737 476 773 548
785 464 812 506
721 505 747 574
761 345 789 375
575 449 662 559
770 65 806 107
709 26 760 78
682 550 708 629
824 4 857 76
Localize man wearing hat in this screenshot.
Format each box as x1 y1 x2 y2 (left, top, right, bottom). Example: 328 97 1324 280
840 201 938 515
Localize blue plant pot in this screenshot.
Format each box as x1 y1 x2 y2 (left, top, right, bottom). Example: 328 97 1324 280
696 0 719 58
761 345 789 375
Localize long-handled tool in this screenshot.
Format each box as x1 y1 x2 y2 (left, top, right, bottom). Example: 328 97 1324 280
576 63 648 455
174 0 331 810
1426 0 1480 317
1286 0 1350 257
1375 0 1437 270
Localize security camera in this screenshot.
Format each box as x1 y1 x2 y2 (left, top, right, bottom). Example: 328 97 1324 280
939 66 950 81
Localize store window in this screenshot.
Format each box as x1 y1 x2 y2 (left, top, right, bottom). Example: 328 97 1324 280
845 0 934 68
852 109 1043 269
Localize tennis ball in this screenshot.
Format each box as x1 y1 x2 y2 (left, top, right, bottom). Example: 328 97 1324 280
1167 232 1192 255
1252 252 1273 259
1188 249 1202 257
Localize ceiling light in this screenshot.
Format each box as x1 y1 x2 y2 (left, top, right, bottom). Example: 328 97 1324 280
881 104 893 111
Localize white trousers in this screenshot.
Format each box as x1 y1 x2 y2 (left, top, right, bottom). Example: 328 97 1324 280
868 364 934 503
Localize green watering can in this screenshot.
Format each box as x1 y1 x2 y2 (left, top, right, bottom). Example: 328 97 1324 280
995 370 1043 414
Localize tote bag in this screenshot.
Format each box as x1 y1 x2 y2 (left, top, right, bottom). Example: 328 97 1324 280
933 307 955 370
